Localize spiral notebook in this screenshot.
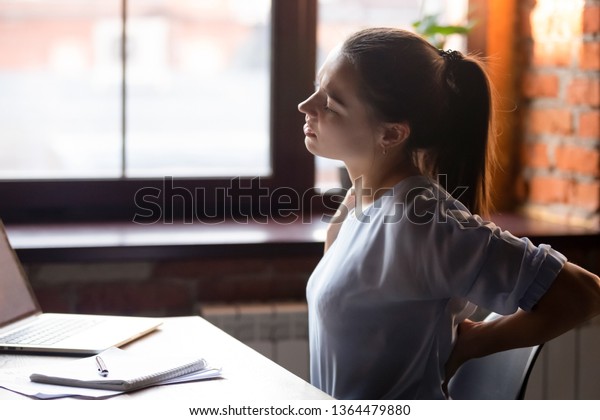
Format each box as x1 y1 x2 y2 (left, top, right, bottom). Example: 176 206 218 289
29 347 222 392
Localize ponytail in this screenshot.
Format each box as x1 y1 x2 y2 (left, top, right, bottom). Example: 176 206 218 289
433 50 496 216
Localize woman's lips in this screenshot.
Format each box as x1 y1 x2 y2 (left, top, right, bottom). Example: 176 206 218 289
303 124 317 137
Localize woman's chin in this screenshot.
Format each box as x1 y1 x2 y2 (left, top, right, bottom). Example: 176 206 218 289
304 137 320 155
304 138 343 161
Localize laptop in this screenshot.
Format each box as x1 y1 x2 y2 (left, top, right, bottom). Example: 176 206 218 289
0 221 162 355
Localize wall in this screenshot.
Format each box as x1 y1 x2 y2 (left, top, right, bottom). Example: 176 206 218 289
23 254 320 317
526 316 600 399
518 0 600 228
493 0 600 397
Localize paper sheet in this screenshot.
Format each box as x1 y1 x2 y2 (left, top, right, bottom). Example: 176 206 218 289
0 348 222 399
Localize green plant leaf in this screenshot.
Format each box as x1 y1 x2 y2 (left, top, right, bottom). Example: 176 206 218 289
412 14 474 37
427 25 472 36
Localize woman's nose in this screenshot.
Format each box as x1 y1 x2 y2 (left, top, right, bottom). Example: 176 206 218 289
298 94 317 116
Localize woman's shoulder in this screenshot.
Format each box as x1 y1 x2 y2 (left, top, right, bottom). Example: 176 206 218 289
375 175 490 232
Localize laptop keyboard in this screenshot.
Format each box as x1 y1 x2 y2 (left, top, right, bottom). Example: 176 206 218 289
0 317 102 346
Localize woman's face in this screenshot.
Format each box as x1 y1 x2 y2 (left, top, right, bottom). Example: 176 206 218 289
298 48 380 167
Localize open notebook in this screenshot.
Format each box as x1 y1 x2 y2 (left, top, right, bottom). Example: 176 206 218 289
29 347 221 393
0 221 162 355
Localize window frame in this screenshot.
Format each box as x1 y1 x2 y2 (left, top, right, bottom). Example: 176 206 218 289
0 0 320 224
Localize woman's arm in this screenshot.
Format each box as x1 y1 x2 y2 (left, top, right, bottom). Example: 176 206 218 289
324 188 355 253
444 261 600 391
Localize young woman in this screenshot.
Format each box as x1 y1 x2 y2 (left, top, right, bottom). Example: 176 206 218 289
298 27 600 400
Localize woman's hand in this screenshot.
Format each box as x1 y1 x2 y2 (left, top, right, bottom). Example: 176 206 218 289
442 319 480 397
442 262 600 398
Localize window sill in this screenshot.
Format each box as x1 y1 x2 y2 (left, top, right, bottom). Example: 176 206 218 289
6 217 329 263
5 213 598 264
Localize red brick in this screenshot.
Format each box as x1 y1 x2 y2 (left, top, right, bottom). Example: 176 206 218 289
519 2 534 38
581 41 600 70
528 176 571 204
154 257 271 279
194 277 244 302
533 42 572 67
555 145 600 176
570 181 600 211
196 276 276 303
75 280 194 316
579 111 600 139
515 174 529 204
583 5 600 35
33 285 73 313
269 255 320 274
567 78 600 106
271 276 310 300
527 109 573 135
522 72 560 98
521 142 550 169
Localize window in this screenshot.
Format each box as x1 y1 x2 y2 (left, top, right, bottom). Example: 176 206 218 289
125 0 272 178
0 1 122 180
0 0 316 222
0 0 270 179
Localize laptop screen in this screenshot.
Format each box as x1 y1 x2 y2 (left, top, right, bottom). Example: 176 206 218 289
0 223 40 328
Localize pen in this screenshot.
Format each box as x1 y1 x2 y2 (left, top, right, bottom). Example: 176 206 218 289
95 356 109 377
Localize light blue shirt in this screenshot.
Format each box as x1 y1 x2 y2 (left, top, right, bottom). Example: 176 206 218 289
306 176 566 399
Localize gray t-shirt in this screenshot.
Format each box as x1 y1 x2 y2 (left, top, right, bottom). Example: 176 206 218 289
307 175 566 399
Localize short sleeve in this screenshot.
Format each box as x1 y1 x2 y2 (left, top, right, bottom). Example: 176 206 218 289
404 191 567 315
464 227 567 313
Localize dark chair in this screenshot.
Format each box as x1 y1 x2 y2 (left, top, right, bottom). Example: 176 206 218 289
447 312 543 400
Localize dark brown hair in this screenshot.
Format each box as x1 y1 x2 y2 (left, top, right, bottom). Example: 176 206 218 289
340 27 496 216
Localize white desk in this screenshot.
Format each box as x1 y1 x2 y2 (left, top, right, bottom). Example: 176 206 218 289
0 316 332 400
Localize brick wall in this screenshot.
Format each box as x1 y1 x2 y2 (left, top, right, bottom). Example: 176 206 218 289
22 254 320 316
518 0 600 228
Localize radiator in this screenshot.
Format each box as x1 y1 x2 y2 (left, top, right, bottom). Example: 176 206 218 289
525 315 600 399
201 303 600 398
201 302 310 381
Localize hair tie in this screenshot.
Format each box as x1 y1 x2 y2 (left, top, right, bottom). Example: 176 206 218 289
439 49 463 61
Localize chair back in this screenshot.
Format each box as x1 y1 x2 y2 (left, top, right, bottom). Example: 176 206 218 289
447 313 543 400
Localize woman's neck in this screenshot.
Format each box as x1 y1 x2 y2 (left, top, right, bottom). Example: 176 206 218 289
347 159 422 207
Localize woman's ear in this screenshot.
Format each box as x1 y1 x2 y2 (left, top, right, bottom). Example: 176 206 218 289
380 122 410 149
